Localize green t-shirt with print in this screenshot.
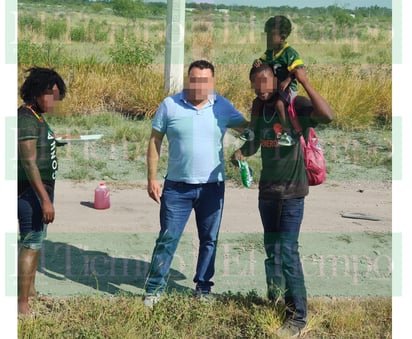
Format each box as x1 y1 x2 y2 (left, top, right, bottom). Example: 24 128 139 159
260 42 304 92
18 105 57 195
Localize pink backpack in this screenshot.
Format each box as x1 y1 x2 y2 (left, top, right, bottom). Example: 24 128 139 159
288 98 326 186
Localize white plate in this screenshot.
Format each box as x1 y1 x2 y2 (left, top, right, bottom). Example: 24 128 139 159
56 134 103 143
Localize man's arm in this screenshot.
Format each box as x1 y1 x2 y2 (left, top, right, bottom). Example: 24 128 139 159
146 128 164 204
230 98 262 165
232 119 249 134
293 67 335 124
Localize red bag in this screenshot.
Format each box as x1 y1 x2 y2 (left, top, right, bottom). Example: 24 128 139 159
287 98 326 186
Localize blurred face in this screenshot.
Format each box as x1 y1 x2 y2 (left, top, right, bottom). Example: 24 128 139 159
36 84 61 113
266 29 283 49
185 67 214 104
251 69 277 102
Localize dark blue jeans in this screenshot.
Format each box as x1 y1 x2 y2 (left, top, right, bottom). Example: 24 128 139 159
145 180 225 294
18 187 53 250
258 197 307 326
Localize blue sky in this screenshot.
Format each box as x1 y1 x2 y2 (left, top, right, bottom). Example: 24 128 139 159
144 0 392 9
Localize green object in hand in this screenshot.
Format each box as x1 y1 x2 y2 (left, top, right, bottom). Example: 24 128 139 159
238 160 253 188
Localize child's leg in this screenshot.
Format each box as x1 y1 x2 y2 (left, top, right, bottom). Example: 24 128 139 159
275 97 295 146
275 98 291 130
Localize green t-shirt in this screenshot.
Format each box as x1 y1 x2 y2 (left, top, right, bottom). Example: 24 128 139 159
18 105 57 195
248 96 315 200
260 42 304 92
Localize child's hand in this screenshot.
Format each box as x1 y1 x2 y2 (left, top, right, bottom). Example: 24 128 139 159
253 59 262 68
279 78 291 92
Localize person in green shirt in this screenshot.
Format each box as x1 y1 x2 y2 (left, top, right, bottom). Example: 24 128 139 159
241 15 304 147
18 67 66 316
232 63 334 337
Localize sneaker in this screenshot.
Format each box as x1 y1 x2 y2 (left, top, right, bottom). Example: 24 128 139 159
239 128 255 141
275 319 305 338
143 293 160 308
278 132 295 147
193 289 214 302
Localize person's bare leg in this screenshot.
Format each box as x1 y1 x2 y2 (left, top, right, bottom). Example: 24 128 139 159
28 256 39 297
276 99 295 146
18 247 40 314
275 98 291 131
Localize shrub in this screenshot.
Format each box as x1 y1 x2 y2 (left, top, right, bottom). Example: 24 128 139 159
91 21 109 42
339 45 361 63
108 41 154 66
18 40 42 65
90 2 106 13
45 19 67 40
18 15 42 33
70 27 86 42
112 0 145 20
18 40 67 66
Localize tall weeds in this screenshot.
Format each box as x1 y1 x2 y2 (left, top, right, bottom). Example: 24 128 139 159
17 4 392 129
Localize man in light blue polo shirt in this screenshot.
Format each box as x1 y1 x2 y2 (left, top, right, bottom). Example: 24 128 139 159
144 60 248 306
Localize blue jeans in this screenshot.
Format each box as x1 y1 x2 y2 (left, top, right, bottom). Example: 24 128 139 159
145 180 225 294
258 197 307 326
18 187 53 250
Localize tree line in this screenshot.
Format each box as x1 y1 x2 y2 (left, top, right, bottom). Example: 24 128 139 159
21 0 392 20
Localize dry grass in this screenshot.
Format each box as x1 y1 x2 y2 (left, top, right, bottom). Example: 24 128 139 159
17 4 392 129
18 294 391 339
18 62 391 130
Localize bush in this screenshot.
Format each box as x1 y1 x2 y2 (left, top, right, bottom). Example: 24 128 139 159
108 41 154 66
45 19 67 40
88 20 109 42
18 15 42 33
339 45 361 63
70 27 86 42
90 2 106 13
18 40 43 65
112 0 145 20
18 40 68 66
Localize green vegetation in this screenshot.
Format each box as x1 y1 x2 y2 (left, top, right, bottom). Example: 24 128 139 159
18 1 391 129
19 294 391 338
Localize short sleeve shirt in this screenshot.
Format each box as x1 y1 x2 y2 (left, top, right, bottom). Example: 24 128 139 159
18 105 58 194
152 92 245 183
254 96 316 200
260 42 304 92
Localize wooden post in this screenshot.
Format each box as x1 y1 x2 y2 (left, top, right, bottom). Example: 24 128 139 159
164 0 185 94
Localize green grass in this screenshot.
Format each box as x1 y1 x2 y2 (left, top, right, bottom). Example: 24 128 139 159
19 294 391 338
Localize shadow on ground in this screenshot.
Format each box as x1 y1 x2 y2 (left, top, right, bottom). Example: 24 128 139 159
38 240 189 295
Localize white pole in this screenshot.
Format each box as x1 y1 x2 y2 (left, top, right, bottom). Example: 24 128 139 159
164 0 185 94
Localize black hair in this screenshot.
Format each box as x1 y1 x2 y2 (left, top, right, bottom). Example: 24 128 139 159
249 63 275 82
264 15 292 40
20 67 67 103
188 60 215 77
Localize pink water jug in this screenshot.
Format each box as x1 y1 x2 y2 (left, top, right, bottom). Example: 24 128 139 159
94 181 110 209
